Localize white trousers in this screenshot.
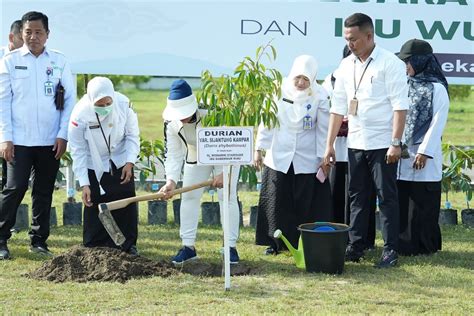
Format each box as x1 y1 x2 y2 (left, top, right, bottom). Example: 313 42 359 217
180 164 240 247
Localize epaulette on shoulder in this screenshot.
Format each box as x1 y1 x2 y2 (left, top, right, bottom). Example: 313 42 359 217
4 49 19 57
49 48 65 56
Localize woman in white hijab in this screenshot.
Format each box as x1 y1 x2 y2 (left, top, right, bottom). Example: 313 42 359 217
254 55 333 255
68 77 140 255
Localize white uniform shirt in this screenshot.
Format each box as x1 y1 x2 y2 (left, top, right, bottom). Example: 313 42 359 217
255 85 330 174
397 83 449 182
0 45 76 145
68 92 140 187
331 45 409 150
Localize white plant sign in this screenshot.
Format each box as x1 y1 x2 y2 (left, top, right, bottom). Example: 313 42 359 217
197 127 254 165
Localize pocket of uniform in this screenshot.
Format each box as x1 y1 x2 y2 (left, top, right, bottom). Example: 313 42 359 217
366 71 384 95
12 69 30 79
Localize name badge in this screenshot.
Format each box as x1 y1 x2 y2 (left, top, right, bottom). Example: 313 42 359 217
44 81 54 96
303 115 312 130
89 125 100 129
348 98 358 116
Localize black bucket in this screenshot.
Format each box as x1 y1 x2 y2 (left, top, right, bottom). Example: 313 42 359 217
298 222 350 274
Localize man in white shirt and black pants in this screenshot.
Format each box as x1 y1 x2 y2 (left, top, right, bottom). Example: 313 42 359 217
324 13 408 268
0 19 23 191
0 11 76 260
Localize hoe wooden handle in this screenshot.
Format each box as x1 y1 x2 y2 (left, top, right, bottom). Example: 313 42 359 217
102 179 214 211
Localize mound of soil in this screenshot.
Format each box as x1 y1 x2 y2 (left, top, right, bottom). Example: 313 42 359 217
27 246 177 283
28 246 259 283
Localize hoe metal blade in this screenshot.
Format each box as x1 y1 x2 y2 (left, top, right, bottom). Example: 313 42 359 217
98 203 126 246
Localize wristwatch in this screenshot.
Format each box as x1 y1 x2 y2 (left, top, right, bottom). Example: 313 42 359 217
390 138 401 147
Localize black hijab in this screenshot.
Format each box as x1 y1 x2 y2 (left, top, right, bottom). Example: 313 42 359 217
404 54 448 146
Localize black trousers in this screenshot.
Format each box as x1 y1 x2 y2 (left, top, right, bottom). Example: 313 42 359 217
329 161 376 248
348 148 399 252
1 158 7 190
398 180 442 255
0 146 59 244
329 162 350 224
83 164 138 251
256 164 333 250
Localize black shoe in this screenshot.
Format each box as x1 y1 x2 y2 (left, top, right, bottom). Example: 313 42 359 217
264 247 278 256
375 249 398 268
345 245 364 262
0 241 10 260
172 246 198 265
229 247 240 264
30 243 53 257
127 245 139 257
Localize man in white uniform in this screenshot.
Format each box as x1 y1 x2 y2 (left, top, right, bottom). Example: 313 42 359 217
0 11 76 260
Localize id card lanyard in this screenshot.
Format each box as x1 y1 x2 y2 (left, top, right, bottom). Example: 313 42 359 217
303 104 313 130
44 67 54 96
95 113 114 176
350 58 373 115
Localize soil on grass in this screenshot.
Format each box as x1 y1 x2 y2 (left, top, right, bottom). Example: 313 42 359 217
27 246 258 283
27 246 177 283
177 260 257 277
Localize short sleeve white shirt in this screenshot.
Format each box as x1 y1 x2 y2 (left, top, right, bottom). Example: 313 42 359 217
331 45 409 150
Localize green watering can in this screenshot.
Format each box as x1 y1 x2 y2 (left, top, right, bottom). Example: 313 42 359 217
273 229 305 269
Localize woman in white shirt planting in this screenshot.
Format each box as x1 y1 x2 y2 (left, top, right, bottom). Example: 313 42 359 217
254 55 332 255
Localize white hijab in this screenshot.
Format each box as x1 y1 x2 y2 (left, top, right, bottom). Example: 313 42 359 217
278 55 320 131
86 77 124 144
81 77 121 195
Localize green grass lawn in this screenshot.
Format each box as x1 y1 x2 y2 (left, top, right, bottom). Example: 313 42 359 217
1 189 472 314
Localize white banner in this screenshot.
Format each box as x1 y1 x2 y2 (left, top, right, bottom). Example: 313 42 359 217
1 0 473 84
